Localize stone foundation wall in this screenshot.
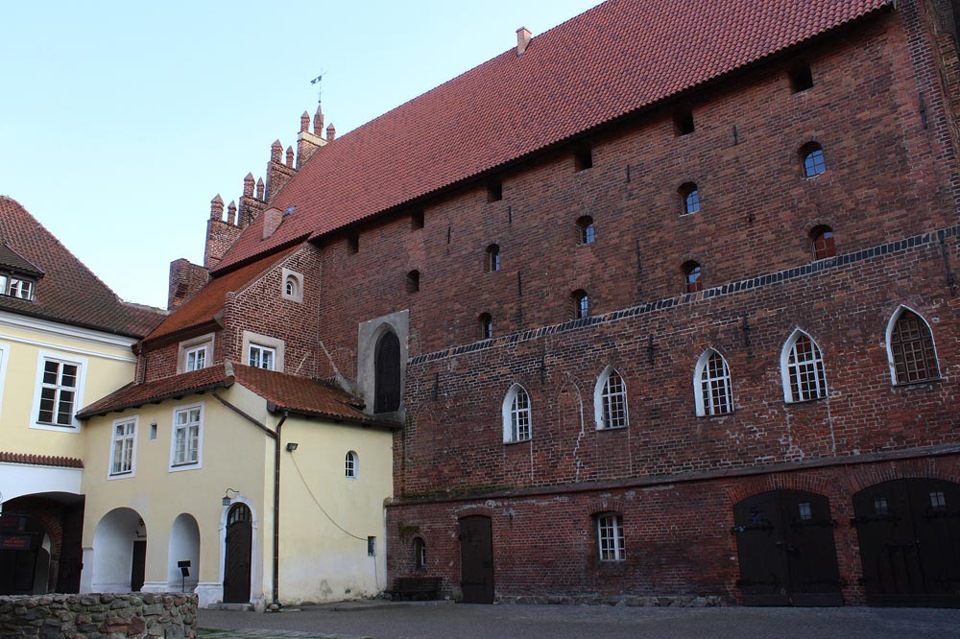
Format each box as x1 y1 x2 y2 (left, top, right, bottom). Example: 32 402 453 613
0 593 197 639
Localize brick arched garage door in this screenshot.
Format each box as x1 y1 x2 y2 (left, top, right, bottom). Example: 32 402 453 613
733 490 842 606
852 478 960 607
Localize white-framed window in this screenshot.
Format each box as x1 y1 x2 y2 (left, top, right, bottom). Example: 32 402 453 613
886 306 940 385
597 513 625 561
7 277 34 300
109 417 137 477
177 334 214 374
281 268 304 303
502 384 532 443
694 349 733 416
345 451 358 478
248 344 276 370
185 345 207 372
33 354 85 429
594 366 628 429
170 404 203 470
240 331 285 373
781 330 827 403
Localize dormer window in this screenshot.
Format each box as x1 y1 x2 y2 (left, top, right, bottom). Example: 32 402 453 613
0 274 35 300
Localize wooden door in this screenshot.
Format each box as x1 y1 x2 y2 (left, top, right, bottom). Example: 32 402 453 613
459 516 494 603
854 479 960 607
734 490 841 606
223 504 252 603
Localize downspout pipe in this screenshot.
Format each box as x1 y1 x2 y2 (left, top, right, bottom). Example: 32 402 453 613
272 411 288 607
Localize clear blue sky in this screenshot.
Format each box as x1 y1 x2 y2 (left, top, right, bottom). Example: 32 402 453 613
1 1 603 309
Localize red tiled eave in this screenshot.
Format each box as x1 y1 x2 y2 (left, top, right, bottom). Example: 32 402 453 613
212 0 893 274
77 365 234 419
0 452 84 469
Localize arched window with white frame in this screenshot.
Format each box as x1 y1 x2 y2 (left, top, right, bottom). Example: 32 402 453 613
694 349 733 416
594 366 628 429
502 384 532 443
886 306 939 385
781 330 827 403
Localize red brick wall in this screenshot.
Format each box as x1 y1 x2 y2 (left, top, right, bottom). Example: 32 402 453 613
314 9 959 374
386 455 960 603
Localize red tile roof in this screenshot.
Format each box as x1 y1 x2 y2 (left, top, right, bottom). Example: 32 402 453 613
76 364 234 419
0 197 165 337
143 245 301 345
233 364 400 429
77 361 400 430
212 0 892 273
0 452 84 469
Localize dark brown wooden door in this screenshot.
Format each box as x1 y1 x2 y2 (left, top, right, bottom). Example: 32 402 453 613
734 490 842 606
130 540 146 592
374 331 401 413
57 502 84 593
223 504 252 603
853 479 960 607
459 516 494 603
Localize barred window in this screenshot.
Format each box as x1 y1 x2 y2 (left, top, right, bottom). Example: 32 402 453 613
889 309 938 384
783 331 827 402
503 384 532 443
597 513 625 561
596 368 628 429
695 350 733 416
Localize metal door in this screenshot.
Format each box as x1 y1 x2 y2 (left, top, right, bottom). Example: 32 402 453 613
459 516 494 603
223 504 252 603
853 479 960 607
733 490 842 606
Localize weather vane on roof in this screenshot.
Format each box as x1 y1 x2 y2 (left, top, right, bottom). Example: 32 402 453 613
310 70 326 106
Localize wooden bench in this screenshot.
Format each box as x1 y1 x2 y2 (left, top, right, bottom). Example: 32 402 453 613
388 576 442 601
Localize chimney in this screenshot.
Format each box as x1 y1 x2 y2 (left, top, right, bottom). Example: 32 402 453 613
262 208 283 239
516 27 532 56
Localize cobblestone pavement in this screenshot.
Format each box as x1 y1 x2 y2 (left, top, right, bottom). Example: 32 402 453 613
198 601 960 639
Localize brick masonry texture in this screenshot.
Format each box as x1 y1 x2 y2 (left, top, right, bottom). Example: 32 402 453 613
0 593 197 639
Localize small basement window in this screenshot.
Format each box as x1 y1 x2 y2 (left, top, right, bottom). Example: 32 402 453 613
673 109 695 136
789 63 814 93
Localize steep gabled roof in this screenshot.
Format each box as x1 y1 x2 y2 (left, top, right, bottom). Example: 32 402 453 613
212 0 892 273
143 244 301 345
78 361 399 430
0 197 165 337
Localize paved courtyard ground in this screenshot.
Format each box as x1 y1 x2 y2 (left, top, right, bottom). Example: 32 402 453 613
198 601 960 639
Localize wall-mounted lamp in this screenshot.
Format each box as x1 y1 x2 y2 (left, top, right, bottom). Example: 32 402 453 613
222 487 240 507
286 442 299 452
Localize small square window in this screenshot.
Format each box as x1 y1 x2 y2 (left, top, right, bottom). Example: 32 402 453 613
673 109 695 136
248 344 276 370
789 64 814 93
802 144 827 178
185 345 207 372
411 209 425 229
487 181 503 202
930 491 946 510
798 502 812 521
874 496 889 516
575 148 593 171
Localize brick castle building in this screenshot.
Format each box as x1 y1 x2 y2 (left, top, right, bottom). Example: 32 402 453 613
116 0 960 606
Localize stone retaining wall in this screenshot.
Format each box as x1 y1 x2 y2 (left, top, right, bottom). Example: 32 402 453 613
0 593 197 639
